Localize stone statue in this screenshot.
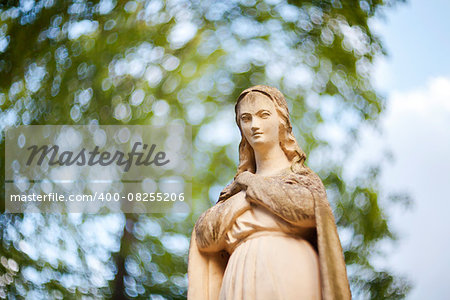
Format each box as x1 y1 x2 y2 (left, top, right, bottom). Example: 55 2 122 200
188 85 351 300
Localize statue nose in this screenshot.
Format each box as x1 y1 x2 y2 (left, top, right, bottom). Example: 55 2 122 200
251 118 261 130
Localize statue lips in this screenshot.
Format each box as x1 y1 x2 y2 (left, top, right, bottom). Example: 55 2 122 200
252 131 263 138
250 131 264 143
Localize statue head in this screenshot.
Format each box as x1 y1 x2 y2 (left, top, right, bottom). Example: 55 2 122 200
235 85 306 175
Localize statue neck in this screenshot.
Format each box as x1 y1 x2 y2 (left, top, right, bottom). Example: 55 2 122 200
254 144 291 176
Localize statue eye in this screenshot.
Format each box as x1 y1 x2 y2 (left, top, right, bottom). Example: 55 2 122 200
241 115 251 122
261 112 271 118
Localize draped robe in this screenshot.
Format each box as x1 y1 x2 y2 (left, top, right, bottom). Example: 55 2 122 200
188 167 351 300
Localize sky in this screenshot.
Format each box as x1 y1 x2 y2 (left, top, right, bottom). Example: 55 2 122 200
359 0 450 298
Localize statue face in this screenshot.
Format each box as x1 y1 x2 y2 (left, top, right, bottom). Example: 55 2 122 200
237 93 280 151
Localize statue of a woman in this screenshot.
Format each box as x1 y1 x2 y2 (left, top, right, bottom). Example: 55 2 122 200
188 85 351 300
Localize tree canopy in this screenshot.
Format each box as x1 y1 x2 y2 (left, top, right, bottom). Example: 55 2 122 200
0 0 410 299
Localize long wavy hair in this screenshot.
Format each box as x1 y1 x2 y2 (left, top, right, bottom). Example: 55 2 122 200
234 85 306 177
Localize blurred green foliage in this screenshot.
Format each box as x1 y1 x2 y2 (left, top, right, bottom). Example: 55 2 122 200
0 0 410 299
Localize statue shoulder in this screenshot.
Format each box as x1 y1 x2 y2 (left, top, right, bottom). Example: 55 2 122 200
290 166 327 198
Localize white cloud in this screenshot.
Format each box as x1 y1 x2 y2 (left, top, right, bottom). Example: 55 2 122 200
372 56 393 91
389 76 450 117
343 76 450 299
374 77 450 300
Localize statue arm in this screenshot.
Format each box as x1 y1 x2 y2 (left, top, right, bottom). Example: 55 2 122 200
194 191 251 253
236 172 316 227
